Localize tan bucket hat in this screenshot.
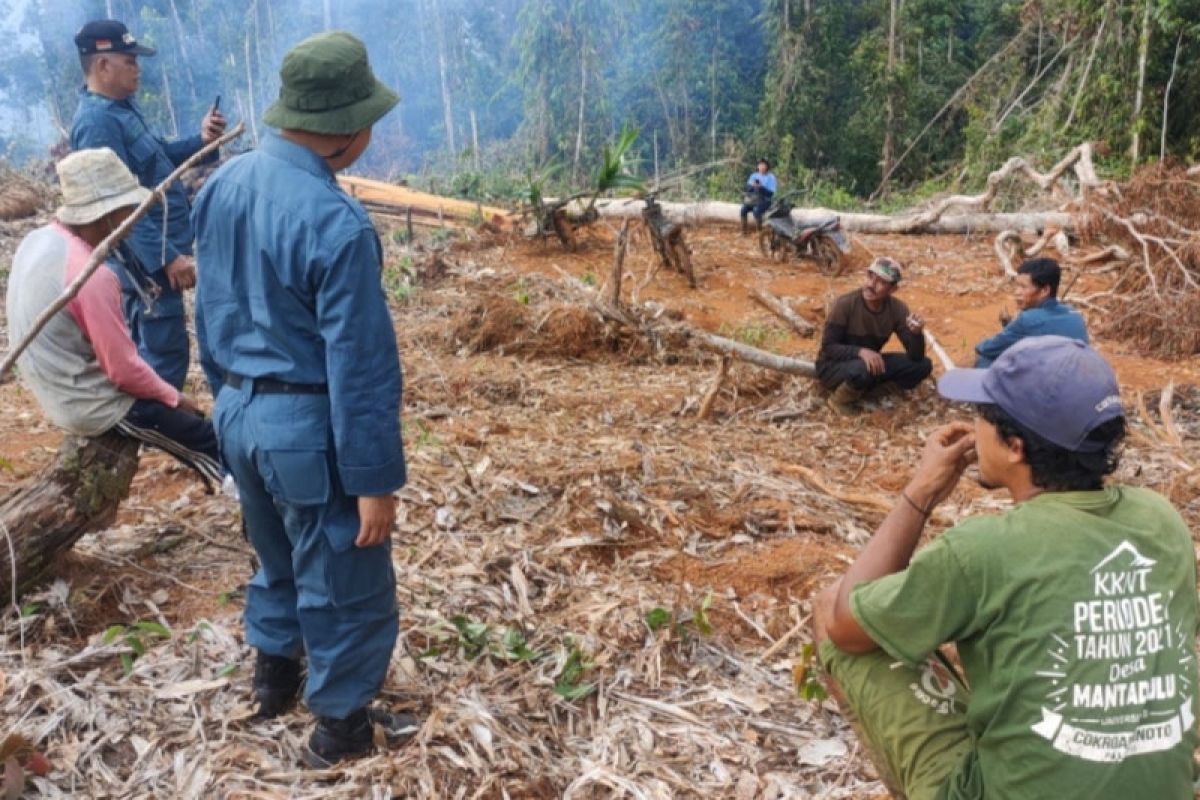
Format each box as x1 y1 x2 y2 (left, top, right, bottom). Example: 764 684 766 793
56 148 151 226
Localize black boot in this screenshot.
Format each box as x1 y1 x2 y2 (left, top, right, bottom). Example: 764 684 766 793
303 707 419 768
252 651 304 719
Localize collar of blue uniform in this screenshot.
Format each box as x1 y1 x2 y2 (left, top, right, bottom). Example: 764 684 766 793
260 131 335 182
78 86 136 110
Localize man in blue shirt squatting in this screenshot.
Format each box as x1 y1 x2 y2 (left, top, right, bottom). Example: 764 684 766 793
810 336 1198 799
740 158 777 234
974 257 1088 367
70 19 226 390
192 32 413 768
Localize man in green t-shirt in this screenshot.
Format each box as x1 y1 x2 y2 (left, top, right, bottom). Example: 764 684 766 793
812 335 1198 800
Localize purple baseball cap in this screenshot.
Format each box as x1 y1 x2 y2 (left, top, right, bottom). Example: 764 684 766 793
938 336 1123 452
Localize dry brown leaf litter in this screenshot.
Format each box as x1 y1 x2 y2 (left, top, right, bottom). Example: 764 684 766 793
0 217 1197 798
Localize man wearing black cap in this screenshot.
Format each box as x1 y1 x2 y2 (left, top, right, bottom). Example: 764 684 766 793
810 336 1198 800
70 19 226 391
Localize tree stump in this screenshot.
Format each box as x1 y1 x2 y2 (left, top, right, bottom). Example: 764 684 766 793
0 431 140 601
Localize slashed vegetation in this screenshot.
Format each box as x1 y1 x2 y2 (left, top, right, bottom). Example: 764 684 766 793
0 175 1197 797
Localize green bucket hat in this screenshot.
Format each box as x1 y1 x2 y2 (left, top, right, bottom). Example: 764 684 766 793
263 31 399 135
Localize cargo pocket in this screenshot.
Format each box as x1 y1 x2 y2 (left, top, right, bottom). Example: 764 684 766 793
324 540 396 609
261 448 332 507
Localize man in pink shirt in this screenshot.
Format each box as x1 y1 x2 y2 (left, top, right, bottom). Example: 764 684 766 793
5 148 220 485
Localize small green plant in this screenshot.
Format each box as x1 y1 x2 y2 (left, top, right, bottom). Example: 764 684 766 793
382 256 417 305
19 602 42 618
391 228 411 245
794 642 829 702
644 607 673 632
645 592 715 639
217 588 242 606
581 271 597 287
404 417 440 451
449 615 491 660
500 627 540 662
690 592 714 636
423 617 542 663
719 322 785 349
554 638 595 701
511 278 532 306
430 227 455 247
103 620 172 676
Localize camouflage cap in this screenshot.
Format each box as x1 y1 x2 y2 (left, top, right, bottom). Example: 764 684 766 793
868 256 902 284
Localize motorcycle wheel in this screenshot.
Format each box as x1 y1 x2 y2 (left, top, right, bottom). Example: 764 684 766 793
814 236 844 276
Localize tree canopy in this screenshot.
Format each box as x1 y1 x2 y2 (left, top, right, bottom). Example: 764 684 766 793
1 0 1198 201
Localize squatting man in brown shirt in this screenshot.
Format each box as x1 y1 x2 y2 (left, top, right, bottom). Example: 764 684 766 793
817 257 932 414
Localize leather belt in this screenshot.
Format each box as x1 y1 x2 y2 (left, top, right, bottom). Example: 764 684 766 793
225 373 328 395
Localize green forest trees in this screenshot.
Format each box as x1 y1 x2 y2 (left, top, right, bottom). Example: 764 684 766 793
0 0 1197 201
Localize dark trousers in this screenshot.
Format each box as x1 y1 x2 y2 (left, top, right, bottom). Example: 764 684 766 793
122 285 190 390
818 354 933 392
740 196 772 225
114 398 223 486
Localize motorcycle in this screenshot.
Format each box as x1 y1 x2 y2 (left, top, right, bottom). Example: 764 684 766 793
758 195 851 276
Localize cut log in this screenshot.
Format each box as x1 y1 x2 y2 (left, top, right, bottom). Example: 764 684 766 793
923 329 957 372
749 287 816 336
596 200 1075 235
338 176 512 228
599 144 1100 234
681 328 817 377
0 432 140 600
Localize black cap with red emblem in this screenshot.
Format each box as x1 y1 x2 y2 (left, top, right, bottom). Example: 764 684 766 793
74 20 157 57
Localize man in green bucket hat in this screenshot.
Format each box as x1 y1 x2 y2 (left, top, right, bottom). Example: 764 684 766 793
192 31 414 768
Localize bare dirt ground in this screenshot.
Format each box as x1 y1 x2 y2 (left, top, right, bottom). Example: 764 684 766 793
1 209 1198 798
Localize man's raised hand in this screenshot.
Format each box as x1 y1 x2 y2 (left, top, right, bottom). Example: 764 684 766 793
201 108 227 144
906 422 977 511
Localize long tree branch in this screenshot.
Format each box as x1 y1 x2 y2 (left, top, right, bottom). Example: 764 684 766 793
1063 1 1110 132
870 27 1029 201
0 123 246 383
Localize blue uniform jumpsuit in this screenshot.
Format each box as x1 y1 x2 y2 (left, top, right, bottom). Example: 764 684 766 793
71 89 209 389
192 132 406 719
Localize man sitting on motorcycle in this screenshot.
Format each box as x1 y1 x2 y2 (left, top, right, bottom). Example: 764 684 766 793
817 257 932 415
740 158 777 234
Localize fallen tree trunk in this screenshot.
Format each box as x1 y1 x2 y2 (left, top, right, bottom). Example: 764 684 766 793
0 432 140 601
596 200 1075 235
599 143 1101 234
749 287 816 336
679 328 817 377
338 176 512 228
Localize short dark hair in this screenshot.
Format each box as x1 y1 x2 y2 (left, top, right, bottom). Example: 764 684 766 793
979 403 1124 491
757 158 771 170
80 53 100 75
1018 257 1061 296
